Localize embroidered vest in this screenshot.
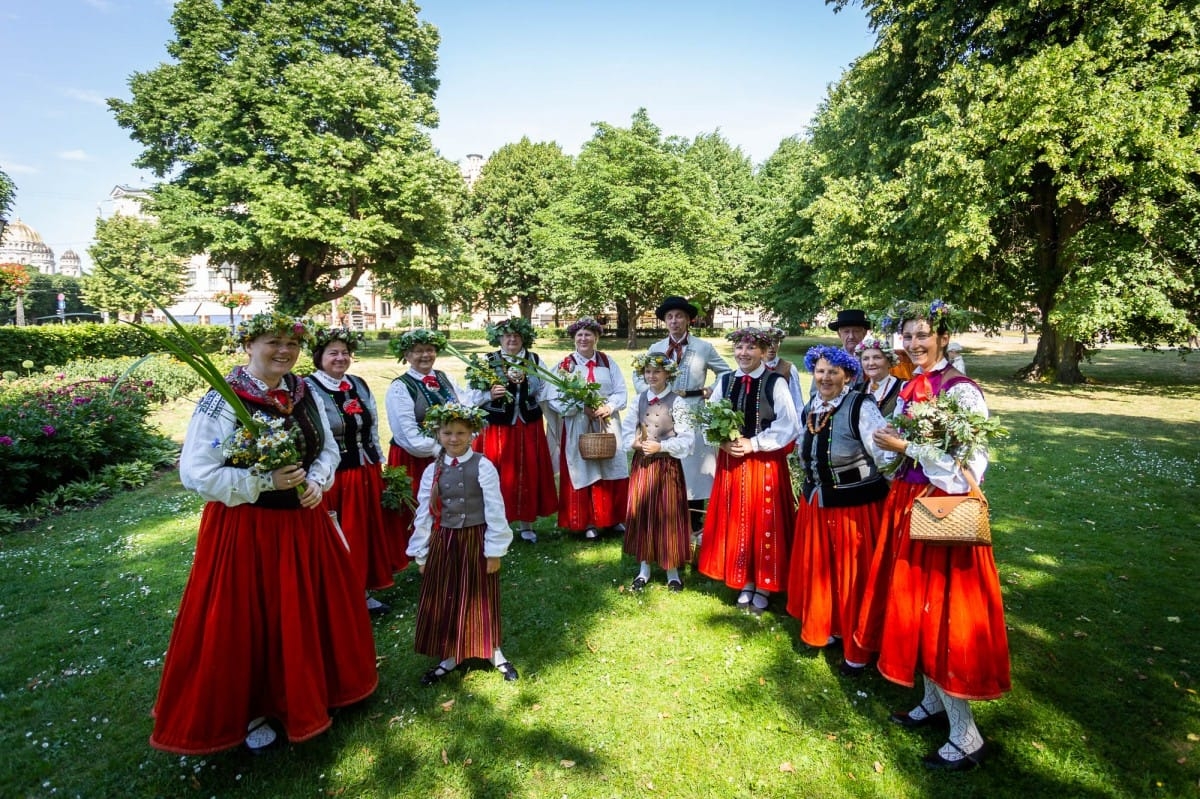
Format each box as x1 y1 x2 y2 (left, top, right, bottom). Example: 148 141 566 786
800 392 888 507
898 369 983 485
721 371 784 437
434 456 487 529
637 392 679 443
306 374 381 471
484 350 544 425
393 370 455 443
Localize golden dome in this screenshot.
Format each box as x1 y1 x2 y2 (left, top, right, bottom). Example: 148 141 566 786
0 218 45 246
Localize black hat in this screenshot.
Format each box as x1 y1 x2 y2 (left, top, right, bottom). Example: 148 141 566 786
655 296 699 321
828 309 870 331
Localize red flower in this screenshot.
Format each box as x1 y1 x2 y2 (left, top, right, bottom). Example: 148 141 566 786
342 398 363 415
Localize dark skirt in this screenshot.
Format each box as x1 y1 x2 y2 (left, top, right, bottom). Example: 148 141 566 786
473 417 557 524
623 452 691 569
413 523 503 662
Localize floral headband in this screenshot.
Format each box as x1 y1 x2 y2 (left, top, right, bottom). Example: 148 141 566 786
566 316 604 336
631 351 680 379
876 299 970 336
486 317 537 347
854 335 899 366
766 326 787 343
314 326 365 353
390 328 448 359
235 311 316 347
803 345 862 376
420 402 487 435
725 326 774 348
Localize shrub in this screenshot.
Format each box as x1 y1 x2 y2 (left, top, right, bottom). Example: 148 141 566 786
0 323 229 372
0 375 171 509
54 353 242 404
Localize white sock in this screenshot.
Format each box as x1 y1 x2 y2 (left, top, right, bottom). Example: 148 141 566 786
908 675 946 720
939 690 983 760
666 568 680 583
751 588 771 610
439 657 458 671
490 648 506 667
366 596 385 610
738 582 756 603
639 562 652 581
245 716 276 749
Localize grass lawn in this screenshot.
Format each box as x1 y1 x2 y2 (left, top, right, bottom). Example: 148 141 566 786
1 332 1198 798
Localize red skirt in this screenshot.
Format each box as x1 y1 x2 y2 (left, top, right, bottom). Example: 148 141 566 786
413 524 502 662
386 445 435 571
623 452 691 569
473 418 557 524
149 503 378 755
557 445 628 531
854 480 922 653
785 493 884 665
698 449 795 592
858 482 1011 699
325 463 395 591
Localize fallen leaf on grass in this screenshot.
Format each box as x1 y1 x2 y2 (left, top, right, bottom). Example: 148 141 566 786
531 703 542 711
874 761 884 773
440 699 455 712
1073 631 1088 638
441 749 448 764
1032 741 1045 751
1187 733 1199 742
779 762 795 773
759 676 766 686
560 759 576 768
825 734 838 741
1167 616 1181 623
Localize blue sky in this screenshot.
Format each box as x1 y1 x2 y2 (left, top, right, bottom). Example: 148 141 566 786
0 0 874 270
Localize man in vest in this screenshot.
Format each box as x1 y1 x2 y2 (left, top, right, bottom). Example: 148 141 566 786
635 296 732 534
827 309 871 391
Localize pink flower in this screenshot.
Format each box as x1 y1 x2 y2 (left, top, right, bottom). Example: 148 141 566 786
42 425 56 436
0 436 13 446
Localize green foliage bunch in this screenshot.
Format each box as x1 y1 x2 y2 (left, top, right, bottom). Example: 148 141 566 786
0 375 170 509
0 323 228 373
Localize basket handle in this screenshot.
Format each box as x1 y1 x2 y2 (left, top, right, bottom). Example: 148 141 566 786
957 459 988 505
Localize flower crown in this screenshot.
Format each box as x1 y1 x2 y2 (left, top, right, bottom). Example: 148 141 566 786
725 326 775 348
566 316 604 336
486 317 537 347
631 351 679 379
854 335 899 366
766 326 788 343
390 328 448 359
803 345 862 376
314 326 365 352
876 299 970 336
420 402 487 435
235 312 316 347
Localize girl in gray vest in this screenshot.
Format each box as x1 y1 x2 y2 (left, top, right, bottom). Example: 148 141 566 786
407 403 518 685
620 352 695 592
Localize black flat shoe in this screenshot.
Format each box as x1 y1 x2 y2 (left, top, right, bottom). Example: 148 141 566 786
367 600 391 616
667 579 683 592
889 703 949 729
923 740 988 771
496 661 519 682
838 661 866 677
630 576 648 591
421 663 456 685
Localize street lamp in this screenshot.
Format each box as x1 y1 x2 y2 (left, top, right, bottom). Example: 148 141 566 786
218 262 238 336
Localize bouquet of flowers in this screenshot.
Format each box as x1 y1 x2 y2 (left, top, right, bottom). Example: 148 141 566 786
443 344 514 403
691 399 745 447
221 410 302 473
549 367 605 410
882 392 1008 475
380 465 417 512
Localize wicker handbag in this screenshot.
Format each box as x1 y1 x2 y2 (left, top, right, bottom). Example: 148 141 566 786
578 417 617 461
910 463 991 545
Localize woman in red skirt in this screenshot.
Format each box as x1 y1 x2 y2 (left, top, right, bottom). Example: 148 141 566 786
151 312 377 755
785 345 891 676
462 317 557 543
697 326 799 615
384 329 460 569
305 326 393 614
620 352 694 591
407 403 518 684
856 299 1010 770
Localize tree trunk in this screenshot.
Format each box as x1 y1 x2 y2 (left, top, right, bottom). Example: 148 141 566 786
425 302 440 330
518 296 535 322
1017 319 1085 384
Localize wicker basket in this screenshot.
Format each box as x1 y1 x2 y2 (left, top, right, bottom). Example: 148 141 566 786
578 418 617 460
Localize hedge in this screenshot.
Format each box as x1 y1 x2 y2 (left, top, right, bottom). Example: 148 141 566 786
0 323 229 372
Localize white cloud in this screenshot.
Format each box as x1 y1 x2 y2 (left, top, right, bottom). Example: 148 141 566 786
0 160 37 175
62 88 108 107
58 150 91 162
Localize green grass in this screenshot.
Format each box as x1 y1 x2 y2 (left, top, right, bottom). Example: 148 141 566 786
1 334 1198 798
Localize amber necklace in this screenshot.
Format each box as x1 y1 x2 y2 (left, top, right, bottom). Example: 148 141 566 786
806 405 834 435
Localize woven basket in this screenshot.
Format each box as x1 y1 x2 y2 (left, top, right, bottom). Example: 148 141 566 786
579 431 617 460
909 464 991 546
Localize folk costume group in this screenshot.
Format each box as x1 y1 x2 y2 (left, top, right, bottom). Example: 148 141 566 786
151 297 1009 773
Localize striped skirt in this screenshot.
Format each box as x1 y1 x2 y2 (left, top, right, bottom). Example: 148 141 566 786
385 445 435 572
698 449 796 592
473 418 557 524
623 452 691 569
785 493 884 666
324 463 396 591
413 523 503 663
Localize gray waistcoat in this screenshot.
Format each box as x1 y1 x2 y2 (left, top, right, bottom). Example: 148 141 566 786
436 456 486 529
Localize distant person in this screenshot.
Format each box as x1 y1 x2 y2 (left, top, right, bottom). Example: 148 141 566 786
764 326 805 418
408 403 518 684
947 341 967 373
855 335 905 417
634 296 731 535
621 352 695 592
827 309 871 391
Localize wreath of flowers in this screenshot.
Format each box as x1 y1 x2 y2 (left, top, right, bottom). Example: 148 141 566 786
803 345 862 376
765 326 788 343
235 311 316 347
314 326 365 353
876 299 972 336
725 326 775 348
854 335 899 366
486 317 537 347
566 316 603 337
420 402 487 435
630 351 679 380
214 290 253 310
390 328 448 359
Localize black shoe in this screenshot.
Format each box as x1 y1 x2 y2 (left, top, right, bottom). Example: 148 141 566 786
496 661 519 682
889 704 949 729
367 599 391 616
420 663 456 685
667 579 683 592
839 661 866 677
630 576 647 591
923 740 988 771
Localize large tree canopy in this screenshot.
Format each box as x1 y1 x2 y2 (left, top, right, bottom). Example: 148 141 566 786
535 109 727 346
85 214 186 322
769 0 1200 382
467 138 573 322
109 0 461 315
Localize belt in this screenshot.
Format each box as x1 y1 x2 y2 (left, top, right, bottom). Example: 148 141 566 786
676 389 706 398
